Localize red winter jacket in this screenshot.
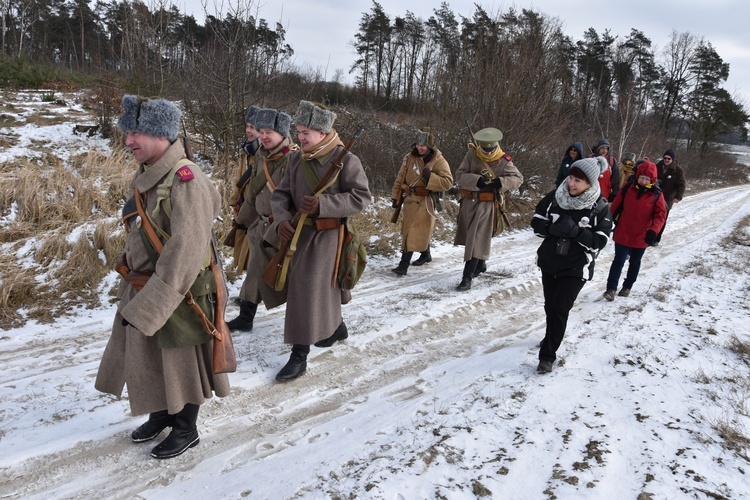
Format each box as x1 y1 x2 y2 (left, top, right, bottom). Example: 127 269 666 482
610 161 667 249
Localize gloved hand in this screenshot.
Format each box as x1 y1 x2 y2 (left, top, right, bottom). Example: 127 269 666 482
300 195 319 215
644 229 657 245
278 220 295 241
476 176 489 189
548 215 581 238
490 178 502 190
391 199 399 208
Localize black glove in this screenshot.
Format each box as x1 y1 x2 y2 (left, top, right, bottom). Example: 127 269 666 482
476 177 488 189
645 230 657 245
391 199 398 208
548 216 581 239
490 178 502 190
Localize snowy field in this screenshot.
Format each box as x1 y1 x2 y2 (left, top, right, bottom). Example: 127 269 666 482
1 91 750 499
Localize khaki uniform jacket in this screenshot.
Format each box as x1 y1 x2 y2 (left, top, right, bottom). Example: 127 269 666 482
390 149 453 252
271 147 371 345
229 139 260 272
95 139 230 416
234 139 292 309
454 150 523 260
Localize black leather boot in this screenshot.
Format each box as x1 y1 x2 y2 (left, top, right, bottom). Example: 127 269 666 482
392 251 413 276
131 410 174 443
276 344 309 381
226 300 258 331
314 322 349 348
411 246 432 266
457 259 478 291
472 260 487 278
150 404 200 459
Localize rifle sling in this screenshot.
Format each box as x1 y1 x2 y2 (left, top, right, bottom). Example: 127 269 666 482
274 156 343 291
134 188 220 339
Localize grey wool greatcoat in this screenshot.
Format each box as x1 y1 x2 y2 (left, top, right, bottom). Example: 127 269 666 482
234 139 293 309
95 139 230 416
390 149 453 252
454 149 523 260
271 146 371 345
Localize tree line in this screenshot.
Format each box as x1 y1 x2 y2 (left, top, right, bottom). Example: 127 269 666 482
1 0 747 195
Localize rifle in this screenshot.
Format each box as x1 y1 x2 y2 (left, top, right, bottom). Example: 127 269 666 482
466 119 477 147
263 126 365 291
182 119 194 161
390 187 405 223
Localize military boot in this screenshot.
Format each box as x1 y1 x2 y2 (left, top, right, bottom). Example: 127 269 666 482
392 251 413 276
411 246 432 266
150 404 200 459
472 260 487 277
457 259 479 291
226 300 258 331
276 344 310 381
131 410 174 443
314 322 348 348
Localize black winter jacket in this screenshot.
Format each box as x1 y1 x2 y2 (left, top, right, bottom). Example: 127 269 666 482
531 191 612 280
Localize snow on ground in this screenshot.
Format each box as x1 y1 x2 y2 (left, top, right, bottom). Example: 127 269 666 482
1 92 750 498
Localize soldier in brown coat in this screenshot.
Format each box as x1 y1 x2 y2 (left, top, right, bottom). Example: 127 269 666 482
390 127 453 275
226 107 296 330
95 95 230 459
227 105 261 272
271 101 371 381
454 127 523 290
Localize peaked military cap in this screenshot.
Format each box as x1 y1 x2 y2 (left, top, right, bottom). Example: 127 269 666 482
474 127 503 148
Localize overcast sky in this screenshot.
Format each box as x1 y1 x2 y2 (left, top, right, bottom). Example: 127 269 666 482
177 0 750 106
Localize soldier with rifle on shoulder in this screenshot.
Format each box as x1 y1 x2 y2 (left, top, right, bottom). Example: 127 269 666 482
390 127 453 276
270 101 371 382
225 107 297 331
225 105 261 273
454 126 523 291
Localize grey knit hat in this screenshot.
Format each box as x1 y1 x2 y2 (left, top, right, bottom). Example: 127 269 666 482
117 95 181 141
245 105 260 125
415 127 435 149
294 100 336 133
254 108 291 137
568 157 607 186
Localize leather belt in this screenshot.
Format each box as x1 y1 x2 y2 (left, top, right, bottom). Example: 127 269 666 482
461 189 495 202
302 217 341 231
409 187 430 197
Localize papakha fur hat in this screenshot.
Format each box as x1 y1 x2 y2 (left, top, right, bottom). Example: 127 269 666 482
246 105 260 125
254 107 291 138
117 95 181 142
294 100 336 133
415 127 435 149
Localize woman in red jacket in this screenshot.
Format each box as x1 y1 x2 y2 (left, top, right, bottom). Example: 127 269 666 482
603 160 667 300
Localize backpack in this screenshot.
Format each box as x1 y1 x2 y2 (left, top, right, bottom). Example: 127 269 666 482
338 223 367 290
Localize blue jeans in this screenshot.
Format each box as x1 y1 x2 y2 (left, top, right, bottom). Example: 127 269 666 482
607 243 646 291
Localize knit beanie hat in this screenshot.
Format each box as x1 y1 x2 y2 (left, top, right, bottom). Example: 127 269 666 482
117 95 181 142
294 100 336 133
415 127 435 149
245 105 260 125
663 149 676 160
568 157 607 186
254 107 291 138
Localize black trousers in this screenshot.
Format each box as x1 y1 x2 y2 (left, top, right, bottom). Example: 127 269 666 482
539 272 586 363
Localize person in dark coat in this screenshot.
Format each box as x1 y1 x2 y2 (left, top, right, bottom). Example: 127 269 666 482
653 149 686 245
531 157 612 373
604 160 667 300
555 141 584 187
